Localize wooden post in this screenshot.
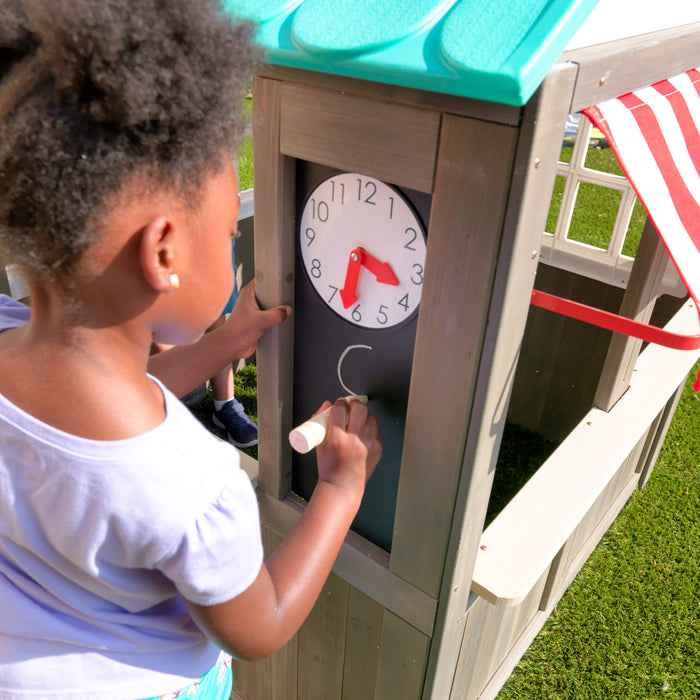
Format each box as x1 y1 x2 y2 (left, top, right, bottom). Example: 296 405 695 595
420 63 579 700
594 218 670 411
253 75 297 499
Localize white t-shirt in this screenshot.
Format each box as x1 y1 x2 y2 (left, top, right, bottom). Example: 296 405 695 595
0 296 264 699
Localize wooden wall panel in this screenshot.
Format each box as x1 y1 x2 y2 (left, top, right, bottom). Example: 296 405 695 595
259 65 522 127
508 264 627 441
391 114 519 598
297 573 350 700
279 83 440 194
374 613 431 700
507 265 576 432
341 588 385 700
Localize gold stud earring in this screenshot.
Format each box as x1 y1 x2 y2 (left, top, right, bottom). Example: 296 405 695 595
169 273 180 289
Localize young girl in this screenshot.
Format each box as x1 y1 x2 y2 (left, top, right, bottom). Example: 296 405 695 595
0 2 382 699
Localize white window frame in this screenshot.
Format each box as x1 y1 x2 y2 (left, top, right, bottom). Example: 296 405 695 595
538 114 686 298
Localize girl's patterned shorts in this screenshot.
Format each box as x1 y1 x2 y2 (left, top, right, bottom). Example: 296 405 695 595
144 652 233 700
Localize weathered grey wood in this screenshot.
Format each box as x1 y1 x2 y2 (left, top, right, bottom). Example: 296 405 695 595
563 22 700 113
539 271 620 439
594 218 669 411
297 572 349 699
374 612 430 700
389 115 519 598
507 264 577 433
470 300 700 609
637 379 685 489
450 572 548 700
253 76 296 499
420 63 579 700
341 588 385 700
257 64 523 127
257 492 437 638
279 83 440 194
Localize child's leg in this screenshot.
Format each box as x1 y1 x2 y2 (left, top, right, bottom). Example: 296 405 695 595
209 241 258 448
209 314 258 448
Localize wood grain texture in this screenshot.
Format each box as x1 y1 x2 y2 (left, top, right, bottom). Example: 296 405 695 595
471 300 700 608
421 64 579 700
563 22 700 113
258 64 522 127
341 588 385 700
257 491 437 638
594 218 668 411
253 76 297 498
390 114 520 598
374 612 431 700
297 572 350 700
279 83 439 193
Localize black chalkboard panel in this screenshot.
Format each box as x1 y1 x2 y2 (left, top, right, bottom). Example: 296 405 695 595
291 161 431 551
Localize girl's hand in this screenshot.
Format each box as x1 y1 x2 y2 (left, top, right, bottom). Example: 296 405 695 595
224 280 291 359
315 398 382 499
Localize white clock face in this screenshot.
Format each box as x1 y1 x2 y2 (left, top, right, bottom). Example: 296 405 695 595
299 173 427 330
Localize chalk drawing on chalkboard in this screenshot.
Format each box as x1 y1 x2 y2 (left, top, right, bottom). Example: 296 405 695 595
337 344 373 396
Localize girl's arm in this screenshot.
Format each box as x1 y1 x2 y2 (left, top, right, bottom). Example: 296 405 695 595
148 281 290 397
185 399 382 660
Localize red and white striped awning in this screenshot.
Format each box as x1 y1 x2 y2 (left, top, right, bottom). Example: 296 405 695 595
531 67 700 374
585 68 700 307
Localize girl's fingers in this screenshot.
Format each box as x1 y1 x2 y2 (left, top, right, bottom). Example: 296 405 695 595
346 398 369 434
326 399 350 430
311 400 333 418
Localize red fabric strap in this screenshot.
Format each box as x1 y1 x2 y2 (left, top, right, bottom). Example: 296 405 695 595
530 289 700 351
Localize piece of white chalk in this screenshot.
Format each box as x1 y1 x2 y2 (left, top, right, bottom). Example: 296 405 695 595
289 395 368 454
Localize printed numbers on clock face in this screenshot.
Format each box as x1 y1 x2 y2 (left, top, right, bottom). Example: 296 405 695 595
299 173 427 330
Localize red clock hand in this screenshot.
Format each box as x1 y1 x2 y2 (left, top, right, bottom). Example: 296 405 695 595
359 250 399 286
339 248 363 308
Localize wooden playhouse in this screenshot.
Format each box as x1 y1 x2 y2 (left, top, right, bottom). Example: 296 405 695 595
222 1 700 698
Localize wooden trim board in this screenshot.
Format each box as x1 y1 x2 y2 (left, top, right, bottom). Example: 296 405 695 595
563 22 700 113
253 76 297 499
279 82 440 194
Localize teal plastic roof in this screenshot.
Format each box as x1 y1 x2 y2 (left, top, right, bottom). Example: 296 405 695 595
223 0 598 106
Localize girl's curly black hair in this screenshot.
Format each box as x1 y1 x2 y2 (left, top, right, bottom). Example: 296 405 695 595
0 0 258 281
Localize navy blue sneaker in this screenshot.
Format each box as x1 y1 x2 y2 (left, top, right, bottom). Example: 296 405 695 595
212 399 258 448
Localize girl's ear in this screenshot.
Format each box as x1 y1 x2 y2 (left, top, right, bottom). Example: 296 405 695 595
139 217 179 293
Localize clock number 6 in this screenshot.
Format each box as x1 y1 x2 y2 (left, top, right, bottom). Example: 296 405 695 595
351 304 362 323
